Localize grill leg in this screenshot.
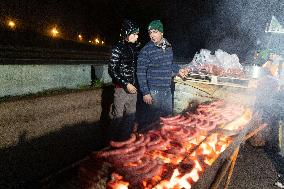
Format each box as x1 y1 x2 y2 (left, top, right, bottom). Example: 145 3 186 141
210 146 240 189
224 146 240 189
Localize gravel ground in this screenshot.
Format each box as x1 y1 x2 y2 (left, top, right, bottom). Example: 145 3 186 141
47 143 283 189
0 87 115 189
229 144 281 189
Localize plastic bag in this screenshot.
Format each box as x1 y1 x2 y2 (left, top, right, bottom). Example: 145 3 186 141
189 49 244 77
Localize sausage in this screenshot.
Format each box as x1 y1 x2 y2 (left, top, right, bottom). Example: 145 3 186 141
197 120 216 131
184 112 194 118
160 128 170 139
166 126 193 140
162 125 183 132
148 129 162 135
197 104 211 109
95 143 138 158
165 141 186 154
160 115 181 122
174 117 187 124
161 125 187 140
165 146 186 154
195 118 203 126
181 127 199 139
95 146 136 158
160 115 186 125
178 118 195 125
187 117 197 126
143 134 151 146
110 133 137 148
131 134 151 148
118 160 157 178
127 163 163 185
146 132 162 146
210 100 225 107
117 156 151 173
132 159 158 175
196 109 209 116
147 138 169 152
209 115 223 124
110 146 146 165
131 134 145 147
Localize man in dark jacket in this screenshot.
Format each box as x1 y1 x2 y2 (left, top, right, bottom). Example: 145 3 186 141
108 19 140 140
137 20 188 131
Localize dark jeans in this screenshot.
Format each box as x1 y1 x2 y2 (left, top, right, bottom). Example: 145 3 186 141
110 88 137 141
138 88 173 132
150 88 173 116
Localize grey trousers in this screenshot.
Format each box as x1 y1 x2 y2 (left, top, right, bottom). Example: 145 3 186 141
110 88 137 141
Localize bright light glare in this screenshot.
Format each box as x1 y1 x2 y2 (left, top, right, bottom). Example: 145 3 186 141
7 20 16 28
95 38 100 44
51 28 59 37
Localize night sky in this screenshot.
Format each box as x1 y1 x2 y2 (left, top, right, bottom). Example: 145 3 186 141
0 0 283 61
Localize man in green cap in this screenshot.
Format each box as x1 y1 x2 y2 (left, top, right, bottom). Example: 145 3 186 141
136 20 188 131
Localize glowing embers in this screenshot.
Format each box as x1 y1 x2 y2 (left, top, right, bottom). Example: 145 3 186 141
221 109 252 131
152 133 232 189
98 100 252 189
106 133 232 189
154 154 203 189
197 134 232 166
107 173 129 189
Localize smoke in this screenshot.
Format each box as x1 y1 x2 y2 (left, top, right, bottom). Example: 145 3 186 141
204 0 284 130
164 0 283 62
254 75 283 118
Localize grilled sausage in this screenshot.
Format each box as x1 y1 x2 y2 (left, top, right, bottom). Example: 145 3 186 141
110 133 137 148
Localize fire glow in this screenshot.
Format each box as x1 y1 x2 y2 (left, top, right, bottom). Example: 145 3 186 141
91 100 253 189
107 133 233 189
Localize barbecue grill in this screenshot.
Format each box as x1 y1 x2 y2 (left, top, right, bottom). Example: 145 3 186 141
79 100 266 189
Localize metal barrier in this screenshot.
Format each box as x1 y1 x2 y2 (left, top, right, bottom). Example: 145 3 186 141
0 46 110 65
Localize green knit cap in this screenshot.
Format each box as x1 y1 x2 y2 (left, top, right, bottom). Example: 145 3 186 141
148 20 164 33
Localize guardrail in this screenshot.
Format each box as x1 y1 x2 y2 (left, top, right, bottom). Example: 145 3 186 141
0 46 111 65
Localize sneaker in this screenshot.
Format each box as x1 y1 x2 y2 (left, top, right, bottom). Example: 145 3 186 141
275 174 284 188
275 181 284 188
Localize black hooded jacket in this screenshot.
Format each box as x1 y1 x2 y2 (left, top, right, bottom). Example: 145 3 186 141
108 19 140 89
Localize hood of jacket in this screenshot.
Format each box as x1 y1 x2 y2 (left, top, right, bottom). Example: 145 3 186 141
119 19 139 42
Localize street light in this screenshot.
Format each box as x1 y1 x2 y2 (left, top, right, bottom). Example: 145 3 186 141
95 38 100 44
7 20 16 29
78 34 83 41
50 27 59 37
